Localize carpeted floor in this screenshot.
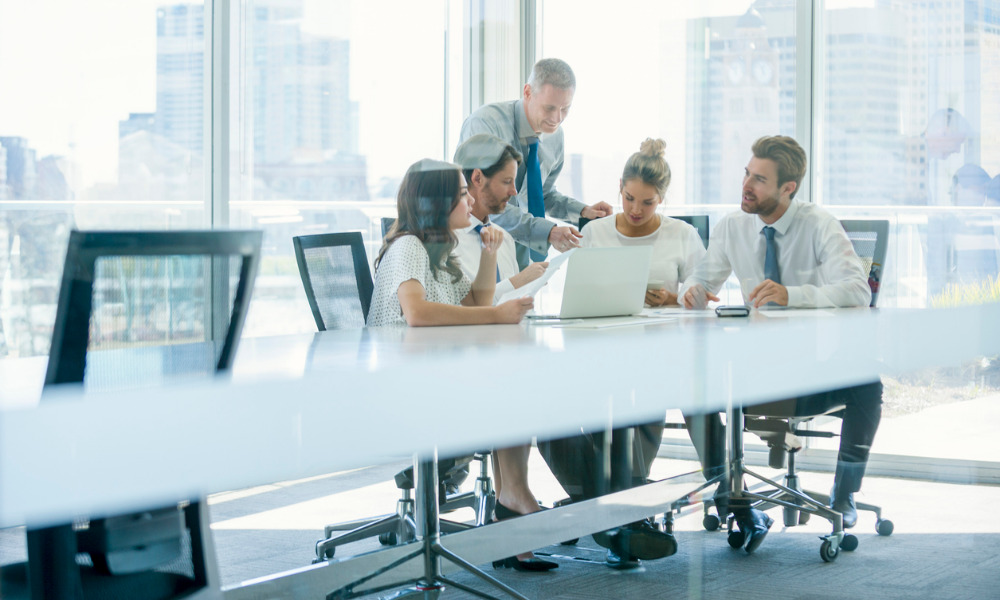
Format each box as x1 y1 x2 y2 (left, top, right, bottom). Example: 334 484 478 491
4 454 999 599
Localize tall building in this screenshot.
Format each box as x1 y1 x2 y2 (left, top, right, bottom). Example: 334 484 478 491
685 2 794 205
0 137 38 200
685 0 1000 207
156 4 205 155
822 5 907 205
250 0 355 163
889 0 1000 205
148 0 366 202
0 145 7 201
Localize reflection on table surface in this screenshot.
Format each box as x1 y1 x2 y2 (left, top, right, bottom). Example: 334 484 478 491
1 305 998 527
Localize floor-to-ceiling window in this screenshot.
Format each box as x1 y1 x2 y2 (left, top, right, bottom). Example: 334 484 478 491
0 1 209 359
228 0 456 337
815 0 1000 470
539 0 999 477
540 0 800 305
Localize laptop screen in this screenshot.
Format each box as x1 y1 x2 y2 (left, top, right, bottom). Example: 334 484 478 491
556 246 653 319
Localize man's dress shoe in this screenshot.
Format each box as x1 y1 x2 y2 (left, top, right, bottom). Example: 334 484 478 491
832 493 858 529
604 548 642 570
594 519 677 568
738 508 774 554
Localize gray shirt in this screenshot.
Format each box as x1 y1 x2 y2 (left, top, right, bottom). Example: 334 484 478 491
458 99 586 267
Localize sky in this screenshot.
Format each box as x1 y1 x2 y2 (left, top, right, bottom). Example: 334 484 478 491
0 1 161 187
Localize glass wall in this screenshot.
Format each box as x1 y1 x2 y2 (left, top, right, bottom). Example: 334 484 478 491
229 0 453 338
816 0 1000 467
540 0 798 307
0 0 459 350
538 0 999 471
541 0 797 212
0 1 209 359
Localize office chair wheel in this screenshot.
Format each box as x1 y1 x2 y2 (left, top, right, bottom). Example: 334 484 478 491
727 529 746 549
876 518 894 536
782 506 799 527
841 534 859 552
703 514 721 531
378 532 398 546
820 539 839 562
315 545 335 561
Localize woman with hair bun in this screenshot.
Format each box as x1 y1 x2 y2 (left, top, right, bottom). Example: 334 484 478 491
581 138 706 306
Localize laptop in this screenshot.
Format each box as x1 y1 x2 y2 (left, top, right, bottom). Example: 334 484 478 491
529 246 653 319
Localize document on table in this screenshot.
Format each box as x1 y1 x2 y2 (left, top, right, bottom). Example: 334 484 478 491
496 248 576 304
642 307 717 318
550 315 676 329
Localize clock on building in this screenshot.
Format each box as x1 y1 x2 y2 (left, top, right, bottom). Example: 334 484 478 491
752 58 773 84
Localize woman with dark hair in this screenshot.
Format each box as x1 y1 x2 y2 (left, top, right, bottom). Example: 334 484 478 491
367 158 533 327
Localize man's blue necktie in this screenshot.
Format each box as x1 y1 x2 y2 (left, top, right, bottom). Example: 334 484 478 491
763 226 780 284
526 139 546 262
473 224 501 283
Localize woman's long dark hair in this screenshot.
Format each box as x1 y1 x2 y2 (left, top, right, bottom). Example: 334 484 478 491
375 159 465 283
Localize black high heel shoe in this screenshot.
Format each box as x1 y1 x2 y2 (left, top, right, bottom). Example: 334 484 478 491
492 555 558 572
490 501 558 572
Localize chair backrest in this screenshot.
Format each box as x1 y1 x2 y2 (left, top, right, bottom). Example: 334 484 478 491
46 230 261 386
840 219 890 308
31 229 260 597
293 231 374 331
671 215 710 248
381 216 395 239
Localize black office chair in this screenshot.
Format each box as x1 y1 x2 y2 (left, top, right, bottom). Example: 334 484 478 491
738 219 893 558
576 214 707 246
3 230 260 600
293 231 374 331
380 216 395 239
293 232 494 562
671 214 710 248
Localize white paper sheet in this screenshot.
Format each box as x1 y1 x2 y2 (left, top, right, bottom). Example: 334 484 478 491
496 248 576 304
642 307 717 318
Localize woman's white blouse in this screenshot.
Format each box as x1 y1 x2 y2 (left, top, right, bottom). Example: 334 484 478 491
367 235 472 327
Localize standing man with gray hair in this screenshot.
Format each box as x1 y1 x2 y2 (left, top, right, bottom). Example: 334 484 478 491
458 58 612 268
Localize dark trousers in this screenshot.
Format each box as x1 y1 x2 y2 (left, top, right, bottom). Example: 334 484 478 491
686 380 883 475
538 422 665 501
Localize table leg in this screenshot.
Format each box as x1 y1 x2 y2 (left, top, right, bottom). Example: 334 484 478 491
330 450 530 600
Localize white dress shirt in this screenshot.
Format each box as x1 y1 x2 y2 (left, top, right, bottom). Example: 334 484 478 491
680 200 871 308
452 215 521 304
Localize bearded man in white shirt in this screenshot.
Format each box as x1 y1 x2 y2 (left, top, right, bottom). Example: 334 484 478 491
680 135 882 553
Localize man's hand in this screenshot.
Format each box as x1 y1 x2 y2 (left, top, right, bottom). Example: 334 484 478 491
478 225 503 254
681 284 720 309
581 201 613 220
749 280 788 308
548 225 582 252
494 297 534 324
645 287 678 307
510 262 548 289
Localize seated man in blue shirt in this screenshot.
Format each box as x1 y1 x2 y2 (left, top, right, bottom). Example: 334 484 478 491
680 135 883 553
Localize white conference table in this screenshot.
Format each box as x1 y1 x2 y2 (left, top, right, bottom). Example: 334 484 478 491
1 305 998 596
2 305 998 528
